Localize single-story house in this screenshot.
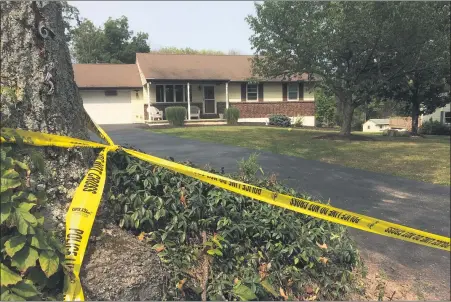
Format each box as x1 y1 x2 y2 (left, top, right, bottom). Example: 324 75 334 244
422 103 451 125
362 119 390 132
73 53 317 125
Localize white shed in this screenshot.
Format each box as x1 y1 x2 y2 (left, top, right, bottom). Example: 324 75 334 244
362 119 390 132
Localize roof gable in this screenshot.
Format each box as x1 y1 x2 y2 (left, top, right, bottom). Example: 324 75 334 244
73 64 142 88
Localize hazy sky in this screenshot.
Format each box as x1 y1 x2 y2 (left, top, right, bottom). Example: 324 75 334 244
70 1 257 54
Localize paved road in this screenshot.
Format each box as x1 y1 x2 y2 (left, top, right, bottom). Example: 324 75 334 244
97 124 450 298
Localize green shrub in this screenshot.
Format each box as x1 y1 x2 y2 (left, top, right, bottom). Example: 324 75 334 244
106 150 362 301
268 114 291 127
1 145 65 301
293 116 304 128
419 119 451 136
224 108 240 125
165 107 187 127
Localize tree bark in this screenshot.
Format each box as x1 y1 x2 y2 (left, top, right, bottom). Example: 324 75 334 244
411 98 420 135
1 1 93 228
339 100 354 136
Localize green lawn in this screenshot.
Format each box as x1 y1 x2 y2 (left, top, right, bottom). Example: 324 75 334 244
151 126 451 185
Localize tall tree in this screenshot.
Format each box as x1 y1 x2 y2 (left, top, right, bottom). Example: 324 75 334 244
378 3 450 134
72 16 150 63
246 1 447 136
71 20 108 63
1 2 166 299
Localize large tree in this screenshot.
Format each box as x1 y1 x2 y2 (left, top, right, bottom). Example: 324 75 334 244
246 1 448 136
72 16 150 63
1 2 165 299
378 3 450 135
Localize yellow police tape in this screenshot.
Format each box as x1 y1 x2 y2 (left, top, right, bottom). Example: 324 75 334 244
63 148 110 301
1 126 450 301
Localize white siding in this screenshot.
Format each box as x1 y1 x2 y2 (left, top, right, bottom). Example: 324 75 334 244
81 90 134 124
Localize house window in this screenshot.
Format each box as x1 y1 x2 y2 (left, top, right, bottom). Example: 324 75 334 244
135 90 139 98
104 90 117 96
156 85 164 102
175 85 184 102
367 125 370 129
379 125 383 129
247 84 258 101
156 84 188 103
445 112 451 124
288 83 298 100
165 85 174 103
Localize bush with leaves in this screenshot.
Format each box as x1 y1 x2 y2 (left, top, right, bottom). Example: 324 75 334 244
419 119 451 136
268 114 291 127
224 108 240 125
106 150 362 301
165 107 187 127
1 145 65 301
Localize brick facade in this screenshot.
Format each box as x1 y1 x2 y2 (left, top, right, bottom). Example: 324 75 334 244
231 101 315 118
145 102 314 120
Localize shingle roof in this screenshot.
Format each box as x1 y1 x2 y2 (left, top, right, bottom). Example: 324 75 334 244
136 53 310 82
73 64 142 88
369 119 390 125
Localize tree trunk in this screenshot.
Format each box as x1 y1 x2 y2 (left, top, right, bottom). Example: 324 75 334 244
339 100 354 136
1 1 93 228
1 2 167 299
411 99 420 135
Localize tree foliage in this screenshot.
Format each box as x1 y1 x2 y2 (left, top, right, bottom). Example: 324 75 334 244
72 16 150 63
152 47 242 55
246 2 450 136
314 88 336 127
61 1 81 42
377 3 450 134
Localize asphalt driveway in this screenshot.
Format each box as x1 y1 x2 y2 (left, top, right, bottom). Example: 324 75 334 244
96 124 450 298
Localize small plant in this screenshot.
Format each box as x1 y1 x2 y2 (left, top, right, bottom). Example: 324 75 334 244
268 114 291 127
165 107 187 127
237 153 262 182
1 145 65 301
224 108 240 125
419 119 451 136
293 116 304 128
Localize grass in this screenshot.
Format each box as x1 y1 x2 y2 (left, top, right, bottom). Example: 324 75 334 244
150 126 451 185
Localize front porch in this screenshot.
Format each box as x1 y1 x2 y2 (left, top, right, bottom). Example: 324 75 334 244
143 80 230 121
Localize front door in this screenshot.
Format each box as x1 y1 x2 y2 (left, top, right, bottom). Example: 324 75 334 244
203 86 216 114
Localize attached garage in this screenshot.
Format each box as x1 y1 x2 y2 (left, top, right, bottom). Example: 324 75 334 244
81 90 133 124
73 64 144 125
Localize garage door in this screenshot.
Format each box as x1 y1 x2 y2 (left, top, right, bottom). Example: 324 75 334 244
82 90 133 124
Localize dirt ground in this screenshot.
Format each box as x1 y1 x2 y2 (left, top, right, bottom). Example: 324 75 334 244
354 251 450 301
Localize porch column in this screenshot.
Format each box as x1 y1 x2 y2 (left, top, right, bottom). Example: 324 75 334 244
147 82 151 104
225 81 229 109
187 82 191 120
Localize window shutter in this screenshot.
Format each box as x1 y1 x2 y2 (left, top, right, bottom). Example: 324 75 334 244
440 111 444 124
299 82 304 100
241 83 247 102
258 83 264 102
282 83 287 101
